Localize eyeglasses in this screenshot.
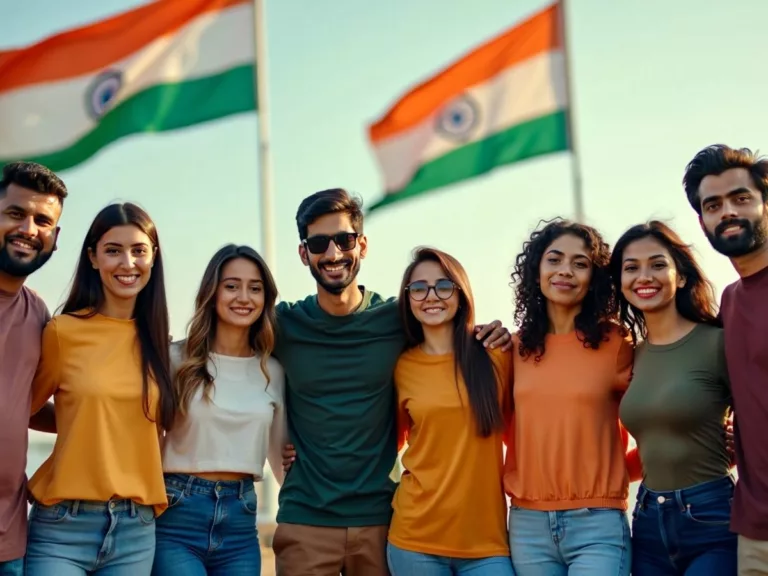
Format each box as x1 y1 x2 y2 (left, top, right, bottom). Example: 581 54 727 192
406 279 459 301
302 232 361 255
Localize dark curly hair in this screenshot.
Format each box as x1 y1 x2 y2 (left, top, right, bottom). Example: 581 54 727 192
511 218 617 362
610 220 721 344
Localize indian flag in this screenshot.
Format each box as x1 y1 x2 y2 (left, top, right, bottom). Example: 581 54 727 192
0 0 255 172
367 2 569 212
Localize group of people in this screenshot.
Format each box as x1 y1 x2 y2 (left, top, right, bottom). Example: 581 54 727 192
0 142 766 576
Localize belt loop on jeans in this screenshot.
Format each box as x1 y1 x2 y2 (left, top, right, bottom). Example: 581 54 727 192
637 485 648 509
184 474 195 496
674 489 686 512
70 500 80 517
238 479 245 499
130 500 137 517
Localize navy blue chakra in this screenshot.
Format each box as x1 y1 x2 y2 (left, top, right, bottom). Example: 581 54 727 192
85 70 124 120
435 94 480 142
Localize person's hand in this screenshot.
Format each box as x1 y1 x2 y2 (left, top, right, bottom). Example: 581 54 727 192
282 443 296 472
725 412 735 460
474 320 512 351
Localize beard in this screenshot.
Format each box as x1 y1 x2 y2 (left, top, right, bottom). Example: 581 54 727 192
310 257 360 295
0 236 54 278
705 216 768 258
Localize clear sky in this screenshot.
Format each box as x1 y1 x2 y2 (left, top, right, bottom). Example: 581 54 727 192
5 0 768 338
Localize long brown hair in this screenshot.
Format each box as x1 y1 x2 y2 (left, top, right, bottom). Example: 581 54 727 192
61 202 175 431
610 220 721 344
175 244 278 414
398 247 503 437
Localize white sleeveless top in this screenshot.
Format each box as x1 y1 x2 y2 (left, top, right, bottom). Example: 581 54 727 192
162 343 287 484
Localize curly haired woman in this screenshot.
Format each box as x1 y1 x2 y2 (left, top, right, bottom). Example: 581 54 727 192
504 219 637 576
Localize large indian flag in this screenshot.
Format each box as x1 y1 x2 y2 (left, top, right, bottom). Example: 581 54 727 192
0 0 256 172
367 2 569 212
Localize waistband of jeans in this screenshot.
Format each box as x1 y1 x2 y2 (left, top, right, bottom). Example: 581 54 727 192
164 473 255 497
637 474 735 510
34 498 148 516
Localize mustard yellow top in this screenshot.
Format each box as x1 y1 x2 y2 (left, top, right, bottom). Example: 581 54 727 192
390 346 511 558
29 313 167 515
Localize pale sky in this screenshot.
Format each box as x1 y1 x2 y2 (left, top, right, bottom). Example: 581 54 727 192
6 0 768 338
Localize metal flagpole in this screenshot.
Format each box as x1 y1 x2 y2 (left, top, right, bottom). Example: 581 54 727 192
254 0 276 271
558 0 585 223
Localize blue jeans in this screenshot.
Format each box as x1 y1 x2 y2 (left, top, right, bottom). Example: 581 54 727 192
508 505 631 576
387 542 516 575
25 499 156 576
0 558 24 576
631 475 737 575
152 473 260 576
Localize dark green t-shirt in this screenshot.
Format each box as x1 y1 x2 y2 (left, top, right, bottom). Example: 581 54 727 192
274 289 406 526
619 323 732 491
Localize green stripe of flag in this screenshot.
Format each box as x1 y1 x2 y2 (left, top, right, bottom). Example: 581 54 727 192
368 110 568 213
2 64 256 172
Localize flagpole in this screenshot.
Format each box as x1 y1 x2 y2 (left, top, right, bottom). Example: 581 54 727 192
558 0 585 223
254 0 276 271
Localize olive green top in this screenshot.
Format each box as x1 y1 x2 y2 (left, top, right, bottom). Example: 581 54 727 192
619 323 731 491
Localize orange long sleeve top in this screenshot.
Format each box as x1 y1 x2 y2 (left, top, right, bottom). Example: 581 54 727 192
503 326 636 511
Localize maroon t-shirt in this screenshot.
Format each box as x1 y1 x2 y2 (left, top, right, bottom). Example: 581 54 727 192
0 286 49 562
721 264 768 540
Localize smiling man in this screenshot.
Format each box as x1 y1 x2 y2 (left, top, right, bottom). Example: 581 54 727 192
0 161 66 575
271 188 510 576
683 145 768 576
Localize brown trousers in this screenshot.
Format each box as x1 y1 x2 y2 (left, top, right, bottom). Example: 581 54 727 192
739 535 768 575
273 523 389 576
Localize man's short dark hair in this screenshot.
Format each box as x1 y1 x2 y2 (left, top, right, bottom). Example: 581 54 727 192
295 188 364 240
683 145 768 215
0 161 68 202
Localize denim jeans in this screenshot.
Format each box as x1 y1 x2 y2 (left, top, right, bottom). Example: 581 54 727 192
25 499 156 576
0 558 24 576
631 475 737 575
386 542 516 576
508 505 631 576
151 473 260 576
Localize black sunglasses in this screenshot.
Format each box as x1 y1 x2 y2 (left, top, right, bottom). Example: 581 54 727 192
302 232 361 255
406 279 459 301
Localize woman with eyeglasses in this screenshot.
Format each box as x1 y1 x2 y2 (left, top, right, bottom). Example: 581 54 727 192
386 247 515 576
610 221 736 576
505 219 634 576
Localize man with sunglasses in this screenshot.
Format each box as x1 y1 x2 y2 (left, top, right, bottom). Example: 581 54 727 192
271 188 510 576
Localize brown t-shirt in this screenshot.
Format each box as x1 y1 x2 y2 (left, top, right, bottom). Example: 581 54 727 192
0 285 49 562
721 264 768 541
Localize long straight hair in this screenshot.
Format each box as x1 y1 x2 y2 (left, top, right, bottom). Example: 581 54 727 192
398 247 503 437
61 202 175 431
175 245 279 414
609 220 721 344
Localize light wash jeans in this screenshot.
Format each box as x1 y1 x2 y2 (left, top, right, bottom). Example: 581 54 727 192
387 542 517 575
152 473 260 576
25 499 155 576
508 505 631 576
